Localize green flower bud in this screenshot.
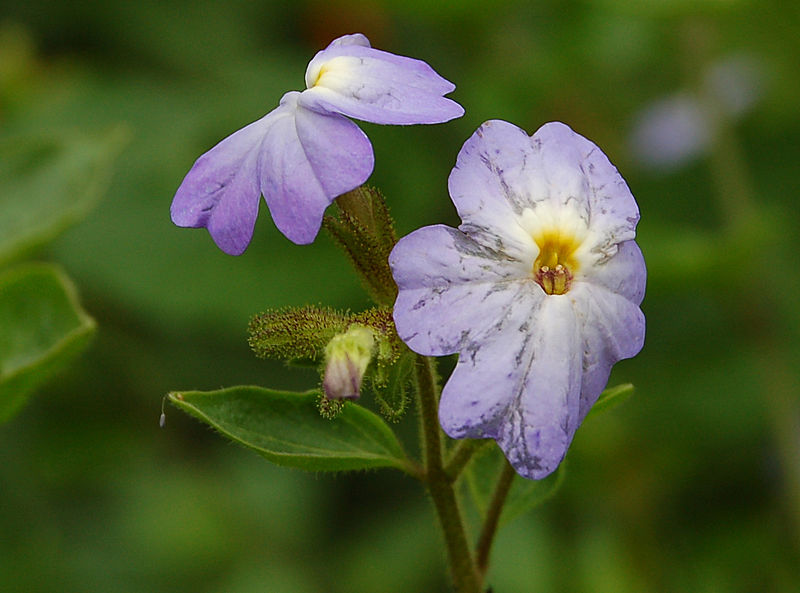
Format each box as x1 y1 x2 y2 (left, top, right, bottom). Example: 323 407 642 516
322 325 375 400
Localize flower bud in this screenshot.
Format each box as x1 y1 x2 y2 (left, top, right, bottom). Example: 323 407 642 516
322 326 375 400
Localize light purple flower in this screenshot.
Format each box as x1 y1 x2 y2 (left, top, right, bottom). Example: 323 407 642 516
629 53 764 172
629 93 710 171
171 33 463 254
390 120 646 479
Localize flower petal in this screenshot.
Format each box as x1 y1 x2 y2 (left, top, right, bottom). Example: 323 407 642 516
390 224 536 356
448 120 543 261
581 239 646 306
448 120 640 262
324 32 371 50
569 282 645 422
439 296 583 480
532 122 639 251
300 37 463 125
437 289 544 439
171 114 272 255
500 297 584 479
258 92 374 244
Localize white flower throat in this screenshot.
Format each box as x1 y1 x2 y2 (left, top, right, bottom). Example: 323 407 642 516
520 203 590 296
306 57 355 90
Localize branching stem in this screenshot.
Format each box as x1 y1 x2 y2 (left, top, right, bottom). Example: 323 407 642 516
415 355 483 593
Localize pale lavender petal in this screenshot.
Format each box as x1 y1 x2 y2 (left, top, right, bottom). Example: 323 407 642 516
630 93 710 171
440 296 583 480
325 33 371 50
569 282 645 422
300 38 463 125
448 120 544 261
390 225 536 356
438 288 545 441
449 121 639 260
580 240 646 306
171 113 272 255
532 122 639 249
258 92 374 244
499 296 584 479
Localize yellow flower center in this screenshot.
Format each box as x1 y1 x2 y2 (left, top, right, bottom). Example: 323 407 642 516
532 230 581 295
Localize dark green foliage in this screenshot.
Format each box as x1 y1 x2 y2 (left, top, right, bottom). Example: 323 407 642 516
465 442 566 526
0 264 96 423
0 128 127 267
167 386 410 472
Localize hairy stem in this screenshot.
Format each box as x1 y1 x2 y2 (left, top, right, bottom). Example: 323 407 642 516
415 355 482 593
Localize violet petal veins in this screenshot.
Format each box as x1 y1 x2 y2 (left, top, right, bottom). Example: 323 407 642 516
171 33 463 254
390 120 646 479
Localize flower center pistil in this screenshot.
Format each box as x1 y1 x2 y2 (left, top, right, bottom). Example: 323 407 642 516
532 231 581 295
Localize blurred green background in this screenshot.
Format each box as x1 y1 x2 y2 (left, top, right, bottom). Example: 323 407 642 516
2 0 799 591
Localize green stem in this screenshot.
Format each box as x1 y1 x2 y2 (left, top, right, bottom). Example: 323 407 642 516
415 355 482 593
475 458 516 577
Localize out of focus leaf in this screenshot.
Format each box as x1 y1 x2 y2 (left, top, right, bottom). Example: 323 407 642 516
585 383 635 420
590 0 751 15
465 442 564 527
0 126 128 266
0 263 96 423
168 386 411 472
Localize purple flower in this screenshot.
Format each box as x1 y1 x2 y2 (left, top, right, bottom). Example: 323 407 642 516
390 120 646 479
171 33 463 254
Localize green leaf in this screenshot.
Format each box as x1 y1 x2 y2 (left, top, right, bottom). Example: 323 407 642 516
585 383 635 420
0 126 128 266
168 386 412 472
465 442 565 527
465 443 565 525
501 462 565 526
0 263 96 423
